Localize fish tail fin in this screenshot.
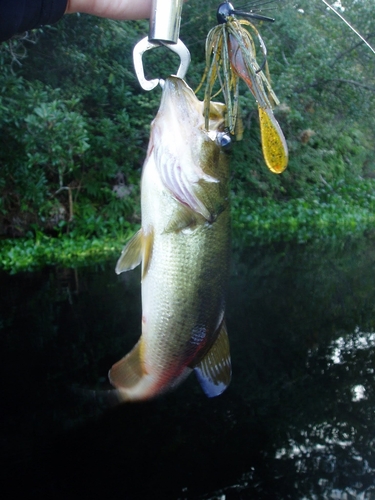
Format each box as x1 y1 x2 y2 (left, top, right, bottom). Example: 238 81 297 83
194 321 231 398
108 340 147 401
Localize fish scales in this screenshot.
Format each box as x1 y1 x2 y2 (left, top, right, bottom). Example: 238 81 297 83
109 77 231 401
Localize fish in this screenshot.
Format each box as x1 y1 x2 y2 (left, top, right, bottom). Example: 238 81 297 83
109 76 232 402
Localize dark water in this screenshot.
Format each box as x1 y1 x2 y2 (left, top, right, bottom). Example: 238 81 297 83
1 235 375 499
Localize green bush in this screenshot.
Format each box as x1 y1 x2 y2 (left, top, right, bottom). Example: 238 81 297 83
0 0 374 269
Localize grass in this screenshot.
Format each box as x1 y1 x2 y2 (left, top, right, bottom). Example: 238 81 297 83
232 195 375 245
0 232 133 274
1 180 375 274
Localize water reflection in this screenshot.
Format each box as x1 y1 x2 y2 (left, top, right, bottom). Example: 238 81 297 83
1 235 375 498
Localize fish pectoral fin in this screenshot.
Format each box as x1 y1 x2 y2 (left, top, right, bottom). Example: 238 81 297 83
164 206 200 233
193 321 231 398
115 229 154 279
108 340 146 390
115 229 143 274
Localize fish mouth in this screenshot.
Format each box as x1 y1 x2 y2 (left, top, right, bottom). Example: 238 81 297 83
161 75 193 97
159 77 225 133
159 76 203 126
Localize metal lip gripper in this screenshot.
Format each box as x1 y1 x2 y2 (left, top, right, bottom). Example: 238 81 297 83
133 0 191 91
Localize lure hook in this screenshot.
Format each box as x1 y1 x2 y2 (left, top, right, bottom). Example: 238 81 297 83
198 0 288 173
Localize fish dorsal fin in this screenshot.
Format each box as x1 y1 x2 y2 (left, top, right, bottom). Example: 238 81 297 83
115 229 154 279
193 321 231 398
108 340 146 391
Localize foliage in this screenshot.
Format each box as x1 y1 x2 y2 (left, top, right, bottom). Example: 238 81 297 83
2 178 375 273
232 178 375 245
0 16 159 236
219 0 375 201
0 0 374 264
0 218 138 273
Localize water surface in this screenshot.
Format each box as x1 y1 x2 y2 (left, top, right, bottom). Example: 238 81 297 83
1 235 375 499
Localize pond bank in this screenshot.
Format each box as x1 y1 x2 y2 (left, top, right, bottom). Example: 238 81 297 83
1 184 375 274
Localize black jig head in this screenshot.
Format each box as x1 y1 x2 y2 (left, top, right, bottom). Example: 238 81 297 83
217 1 275 25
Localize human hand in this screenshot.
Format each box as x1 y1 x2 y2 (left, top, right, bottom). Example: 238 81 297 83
65 0 154 20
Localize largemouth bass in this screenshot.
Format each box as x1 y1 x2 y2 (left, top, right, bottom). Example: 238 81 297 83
109 76 231 401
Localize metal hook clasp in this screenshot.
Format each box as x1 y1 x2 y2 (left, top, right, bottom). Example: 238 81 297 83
133 37 191 91
132 0 190 91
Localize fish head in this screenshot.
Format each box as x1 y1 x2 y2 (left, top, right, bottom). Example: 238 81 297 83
148 76 230 219
152 77 228 172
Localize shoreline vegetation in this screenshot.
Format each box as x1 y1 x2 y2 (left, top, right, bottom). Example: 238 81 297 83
2 179 375 274
1 2 374 273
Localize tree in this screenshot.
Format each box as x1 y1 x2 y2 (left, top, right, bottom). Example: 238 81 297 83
0 0 374 237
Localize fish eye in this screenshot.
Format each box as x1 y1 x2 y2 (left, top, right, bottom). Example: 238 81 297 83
217 132 232 151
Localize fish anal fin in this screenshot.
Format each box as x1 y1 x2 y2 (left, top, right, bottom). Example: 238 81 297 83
115 228 154 279
193 321 231 398
108 340 146 391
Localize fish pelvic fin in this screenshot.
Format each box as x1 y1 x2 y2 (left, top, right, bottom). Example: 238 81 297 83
108 340 147 400
193 321 231 398
115 228 154 279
